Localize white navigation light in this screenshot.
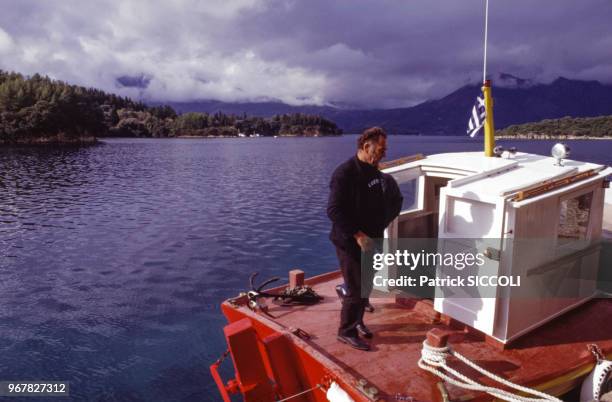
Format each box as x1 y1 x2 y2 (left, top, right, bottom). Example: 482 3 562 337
551 143 570 166
493 145 504 157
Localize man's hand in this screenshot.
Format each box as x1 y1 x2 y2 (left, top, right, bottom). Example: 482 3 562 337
354 231 374 251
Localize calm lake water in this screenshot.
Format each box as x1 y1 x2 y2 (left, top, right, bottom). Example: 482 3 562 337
0 136 611 401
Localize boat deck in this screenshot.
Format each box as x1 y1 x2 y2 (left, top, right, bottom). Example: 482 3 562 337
222 201 612 401
262 274 612 401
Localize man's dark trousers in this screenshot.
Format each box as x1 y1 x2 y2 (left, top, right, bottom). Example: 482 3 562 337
336 243 374 337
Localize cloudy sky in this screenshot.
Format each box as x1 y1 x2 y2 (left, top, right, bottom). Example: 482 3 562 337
0 0 610 108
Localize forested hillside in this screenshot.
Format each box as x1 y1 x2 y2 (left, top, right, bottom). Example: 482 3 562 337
497 115 612 138
0 71 341 144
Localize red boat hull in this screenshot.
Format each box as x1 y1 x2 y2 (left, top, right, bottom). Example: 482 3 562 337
213 270 612 401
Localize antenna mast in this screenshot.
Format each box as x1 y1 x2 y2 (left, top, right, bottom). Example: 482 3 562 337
482 0 495 156
483 0 489 83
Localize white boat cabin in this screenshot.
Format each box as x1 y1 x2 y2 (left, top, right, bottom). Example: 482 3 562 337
382 151 612 344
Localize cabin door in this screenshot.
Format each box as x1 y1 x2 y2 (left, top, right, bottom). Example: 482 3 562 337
382 170 451 296
434 192 507 335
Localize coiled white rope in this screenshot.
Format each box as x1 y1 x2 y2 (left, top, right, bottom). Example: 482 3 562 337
418 341 562 402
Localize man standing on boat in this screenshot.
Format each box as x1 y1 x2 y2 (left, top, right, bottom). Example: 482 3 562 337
327 127 401 351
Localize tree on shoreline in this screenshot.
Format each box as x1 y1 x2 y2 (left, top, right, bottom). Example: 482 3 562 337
0 70 342 144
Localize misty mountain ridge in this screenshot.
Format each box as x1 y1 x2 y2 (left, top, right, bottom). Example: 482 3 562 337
148 76 612 135
495 72 535 89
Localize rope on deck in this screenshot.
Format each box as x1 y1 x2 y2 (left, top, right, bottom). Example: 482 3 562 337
418 340 562 402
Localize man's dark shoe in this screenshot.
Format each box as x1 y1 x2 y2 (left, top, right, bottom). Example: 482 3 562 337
364 302 375 313
337 335 370 351
356 324 373 339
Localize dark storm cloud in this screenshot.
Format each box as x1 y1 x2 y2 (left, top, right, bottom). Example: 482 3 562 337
0 0 610 108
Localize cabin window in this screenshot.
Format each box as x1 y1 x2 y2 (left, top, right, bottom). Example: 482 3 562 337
397 177 419 213
558 191 593 241
446 197 496 237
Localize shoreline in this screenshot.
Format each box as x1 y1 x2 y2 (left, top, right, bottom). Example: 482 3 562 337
0 133 339 145
0 134 98 146
174 134 336 138
3 134 612 145
496 135 612 140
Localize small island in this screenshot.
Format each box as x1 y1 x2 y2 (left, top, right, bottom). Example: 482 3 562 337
0 71 342 145
497 115 612 139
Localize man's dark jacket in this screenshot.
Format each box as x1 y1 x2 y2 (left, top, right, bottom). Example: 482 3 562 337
327 156 403 251
381 172 403 226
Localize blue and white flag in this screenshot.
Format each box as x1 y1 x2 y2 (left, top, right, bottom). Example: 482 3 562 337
467 93 486 137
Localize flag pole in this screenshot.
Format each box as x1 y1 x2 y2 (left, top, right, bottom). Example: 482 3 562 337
482 0 495 157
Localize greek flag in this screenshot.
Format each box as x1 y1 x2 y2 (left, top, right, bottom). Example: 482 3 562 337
467 93 486 137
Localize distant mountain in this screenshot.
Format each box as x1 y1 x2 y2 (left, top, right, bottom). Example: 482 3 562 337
496 72 535 89
152 77 612 135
